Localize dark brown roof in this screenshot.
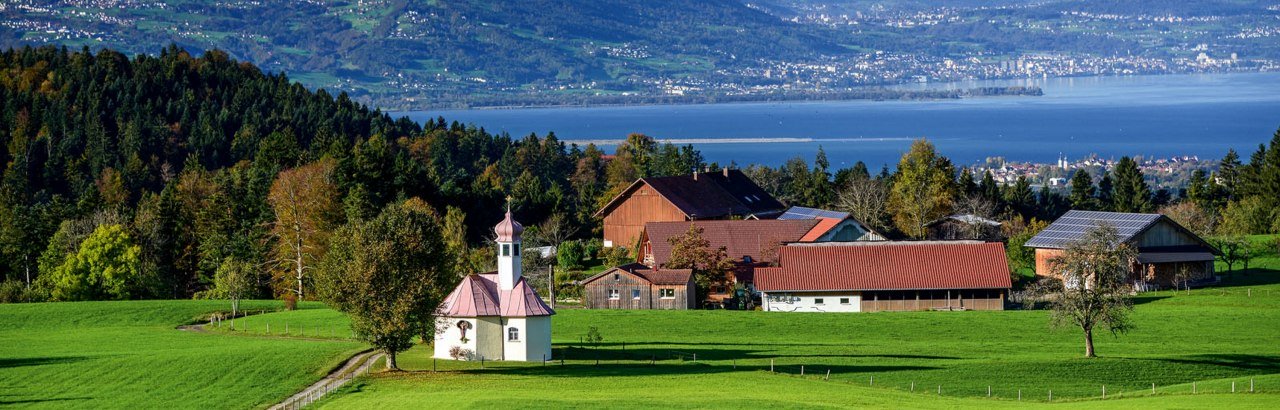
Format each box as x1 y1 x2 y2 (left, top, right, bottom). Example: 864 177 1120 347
595 170 785 219
646 219 819 267
755 242 1012 292
580 263 693 286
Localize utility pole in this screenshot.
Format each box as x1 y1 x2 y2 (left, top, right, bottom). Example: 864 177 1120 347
548 264 556 308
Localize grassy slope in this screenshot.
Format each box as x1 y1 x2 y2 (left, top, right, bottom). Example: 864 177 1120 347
0 300 363 409
314 236 1280 408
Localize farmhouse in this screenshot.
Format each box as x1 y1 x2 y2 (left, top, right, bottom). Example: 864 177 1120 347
594 169 785 249
579 263 696 309
1025 210 1220 289
434 209 554 362
756 242 1012 312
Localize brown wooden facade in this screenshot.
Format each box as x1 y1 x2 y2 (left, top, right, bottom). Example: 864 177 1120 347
859 289 1005 312
600 185 687 249
1032 217 1218 288
580 268 695 310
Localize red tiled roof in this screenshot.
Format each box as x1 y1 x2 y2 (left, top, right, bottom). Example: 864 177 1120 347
581 263 693 286
755 242 1012 292
645 219 819 267
440 273 554 317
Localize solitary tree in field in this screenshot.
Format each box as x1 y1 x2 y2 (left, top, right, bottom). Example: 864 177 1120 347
210 257 256 317
1047 223 1136 358
268 158 342 304
318 200 454 371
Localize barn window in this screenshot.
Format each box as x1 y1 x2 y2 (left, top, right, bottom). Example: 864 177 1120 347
632 289 641 299
660 289 675 298
507 327 519 341
814 298 825 305
501 244 510 257
840 298 850 305
608 289 620 300
614 273 620 281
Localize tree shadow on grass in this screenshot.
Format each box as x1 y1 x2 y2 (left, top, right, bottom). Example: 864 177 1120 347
0 397 92 406
0 356 88 369
438 361 943 378
1152 354 1280 372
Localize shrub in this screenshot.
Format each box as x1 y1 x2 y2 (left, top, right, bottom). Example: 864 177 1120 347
604 246 633 268
449 346 474 361
0 280 26 303
584 238 603 259
557 240 586 270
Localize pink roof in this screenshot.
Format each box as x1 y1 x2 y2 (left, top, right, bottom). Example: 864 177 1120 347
441 273 553 317
755 242 1012 292
494 209 524 242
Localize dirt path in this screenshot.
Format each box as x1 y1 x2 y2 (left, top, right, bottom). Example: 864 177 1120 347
269 349 383 410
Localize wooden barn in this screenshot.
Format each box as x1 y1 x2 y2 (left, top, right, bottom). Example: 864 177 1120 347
1025 210 1220 289
594 169 785 249
755 241 1012 312
579 263 695 310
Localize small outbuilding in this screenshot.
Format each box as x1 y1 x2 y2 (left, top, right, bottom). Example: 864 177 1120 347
579 263 695 310
1025 210 1220 289
756 241 1012 312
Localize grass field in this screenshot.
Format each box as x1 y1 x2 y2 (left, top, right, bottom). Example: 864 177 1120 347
3 236 1279 408
309 235 1280 408
0 300 362 408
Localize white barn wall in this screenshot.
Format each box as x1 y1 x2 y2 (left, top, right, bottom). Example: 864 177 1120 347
762 291 861 312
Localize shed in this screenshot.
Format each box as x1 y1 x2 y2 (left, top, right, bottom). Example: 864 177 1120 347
579 263 695 310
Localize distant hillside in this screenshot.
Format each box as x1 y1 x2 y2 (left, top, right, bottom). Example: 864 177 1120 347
3 0 1276 108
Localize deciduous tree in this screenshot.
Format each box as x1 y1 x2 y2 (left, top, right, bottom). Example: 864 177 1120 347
1046 223 1136 358
663 224 735 302
888 139 955 238
268 158 341 304
317 200 454 371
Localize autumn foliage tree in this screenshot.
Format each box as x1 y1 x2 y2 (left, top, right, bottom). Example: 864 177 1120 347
889 139 955 238
268 158 341 304
317 200 454 370
662 224 735 302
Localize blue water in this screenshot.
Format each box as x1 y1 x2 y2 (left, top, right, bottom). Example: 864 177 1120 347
392 73 1280 168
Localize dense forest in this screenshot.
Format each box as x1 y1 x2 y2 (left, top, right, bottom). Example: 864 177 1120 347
1 46 1277 303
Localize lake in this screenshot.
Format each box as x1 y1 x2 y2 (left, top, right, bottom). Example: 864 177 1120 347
392 72 1280 168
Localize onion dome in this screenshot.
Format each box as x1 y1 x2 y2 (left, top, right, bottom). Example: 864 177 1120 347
494 207 523 242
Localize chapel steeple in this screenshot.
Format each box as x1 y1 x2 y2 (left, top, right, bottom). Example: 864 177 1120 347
494 203 523 291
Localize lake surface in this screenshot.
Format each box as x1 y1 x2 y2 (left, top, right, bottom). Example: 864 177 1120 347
392 72 1280 168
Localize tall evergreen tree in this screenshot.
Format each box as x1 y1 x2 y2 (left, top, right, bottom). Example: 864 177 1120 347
958 168 977 196
1096 171 1115 211
1111 157 1152 213
1004 176 1036 218
1218 149 1241 200
1068 170 1096 210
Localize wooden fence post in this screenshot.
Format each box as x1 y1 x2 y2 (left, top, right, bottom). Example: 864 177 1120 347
770 359 774 372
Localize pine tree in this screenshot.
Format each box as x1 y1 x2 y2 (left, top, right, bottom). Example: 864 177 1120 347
1111 157 1152 213
1218 149 1241 200
1004 176 1035 218
958 168 977 196
1096 171 1115 211
1068 169 1096 210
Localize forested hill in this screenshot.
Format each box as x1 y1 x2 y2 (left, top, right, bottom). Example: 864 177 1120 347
5 0 1276 108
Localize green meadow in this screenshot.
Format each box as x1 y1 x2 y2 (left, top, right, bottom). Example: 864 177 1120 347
3 236 1279 408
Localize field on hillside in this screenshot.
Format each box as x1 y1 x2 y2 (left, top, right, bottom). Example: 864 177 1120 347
3 236 1279 408
309 237 1280 408
0 301 362 408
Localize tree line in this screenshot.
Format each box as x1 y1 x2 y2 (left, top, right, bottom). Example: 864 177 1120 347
1 45 1277 305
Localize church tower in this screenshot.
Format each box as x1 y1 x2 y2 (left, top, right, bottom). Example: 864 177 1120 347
494 206 523 291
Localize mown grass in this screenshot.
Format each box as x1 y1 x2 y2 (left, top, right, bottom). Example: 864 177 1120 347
313 236 1280 408
0 300 363 409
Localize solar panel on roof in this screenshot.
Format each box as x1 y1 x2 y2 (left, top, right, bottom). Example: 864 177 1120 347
779 206 849 220
1024 210 1162 249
